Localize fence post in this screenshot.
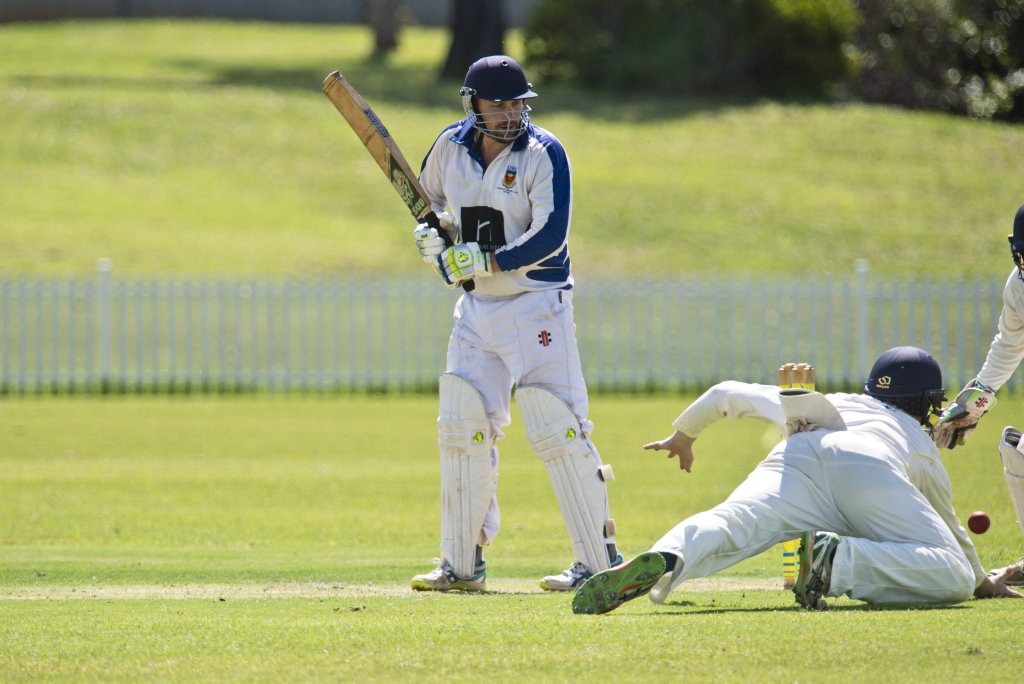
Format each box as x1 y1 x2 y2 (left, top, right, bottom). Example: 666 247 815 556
855 259 869 378
98 258 112 392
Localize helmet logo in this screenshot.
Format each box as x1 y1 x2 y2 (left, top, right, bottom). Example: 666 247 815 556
875 376 892 389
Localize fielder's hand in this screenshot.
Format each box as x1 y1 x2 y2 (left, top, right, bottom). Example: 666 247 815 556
643 431 696 472
435 242 492 286
932 380 997 449
973 575 1023 599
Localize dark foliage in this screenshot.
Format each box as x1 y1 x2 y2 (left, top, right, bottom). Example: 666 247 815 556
524 0 1024 120
523 0 857 98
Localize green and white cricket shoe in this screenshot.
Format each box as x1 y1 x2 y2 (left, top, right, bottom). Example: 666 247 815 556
571 552 666 614
411 559 486 592
793 530 839 610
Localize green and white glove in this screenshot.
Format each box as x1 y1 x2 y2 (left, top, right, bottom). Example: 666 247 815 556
435 242 492 286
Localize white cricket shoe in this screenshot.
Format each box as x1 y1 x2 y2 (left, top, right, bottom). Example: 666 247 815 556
540 554 624 591
411 559 486 592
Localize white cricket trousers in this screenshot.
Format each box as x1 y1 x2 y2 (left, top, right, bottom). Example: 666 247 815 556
445 288 598 546
651 429 976 604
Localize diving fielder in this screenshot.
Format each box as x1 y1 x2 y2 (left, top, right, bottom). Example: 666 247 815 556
933 203 1024 585
410 55 620 592
572 347 1022 615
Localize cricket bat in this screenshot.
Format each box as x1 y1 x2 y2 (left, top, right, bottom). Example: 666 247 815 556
321 70 474 291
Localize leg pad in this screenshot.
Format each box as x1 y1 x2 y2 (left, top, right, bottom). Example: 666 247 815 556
439 373 496 578
516 384 614 572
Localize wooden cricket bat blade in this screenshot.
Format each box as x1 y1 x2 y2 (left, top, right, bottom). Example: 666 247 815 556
321 70 476 292
321 70 431 221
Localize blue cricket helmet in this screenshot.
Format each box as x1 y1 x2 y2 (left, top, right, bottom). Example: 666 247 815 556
459 55 537 142
461 55 538 102
865 346 946 424
1008 203 1024 272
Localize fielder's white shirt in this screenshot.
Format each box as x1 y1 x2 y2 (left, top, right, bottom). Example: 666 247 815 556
419 118 573 297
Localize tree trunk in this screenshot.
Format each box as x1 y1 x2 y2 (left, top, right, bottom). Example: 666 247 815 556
440 0 506 81
367 0 400 57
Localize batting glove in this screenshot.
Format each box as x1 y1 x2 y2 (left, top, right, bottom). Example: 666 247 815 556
435 242 492 286
413 223 445 262
932 380 997 449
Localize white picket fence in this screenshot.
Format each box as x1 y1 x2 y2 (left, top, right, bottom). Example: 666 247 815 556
0 261 1014 394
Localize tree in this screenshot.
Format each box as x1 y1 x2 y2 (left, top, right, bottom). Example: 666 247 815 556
367 0 401 57
440 0 506 81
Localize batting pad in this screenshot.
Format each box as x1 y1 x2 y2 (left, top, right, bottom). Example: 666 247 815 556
998 426 1024 536
516 385 613 573
438 373 496 578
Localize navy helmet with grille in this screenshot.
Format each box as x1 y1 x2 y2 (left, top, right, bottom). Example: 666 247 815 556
1008 204 1024 275
864 346 946 425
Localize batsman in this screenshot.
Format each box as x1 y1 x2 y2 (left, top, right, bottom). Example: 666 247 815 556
409 55 621 592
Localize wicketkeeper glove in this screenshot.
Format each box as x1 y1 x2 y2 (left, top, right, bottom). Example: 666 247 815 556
435 242 492 286
932 380 997 449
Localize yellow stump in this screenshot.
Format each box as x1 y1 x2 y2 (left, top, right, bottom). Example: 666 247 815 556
778 361 814 591
782 538 799 589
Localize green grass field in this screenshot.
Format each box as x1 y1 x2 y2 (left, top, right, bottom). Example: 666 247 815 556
2 394 1023 680
2 19 1024 279
4 18 1024 681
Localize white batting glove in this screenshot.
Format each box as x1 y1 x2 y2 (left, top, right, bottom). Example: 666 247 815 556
436 211 457 233
932 380 997 449
435 242 492 286
413 223 445 262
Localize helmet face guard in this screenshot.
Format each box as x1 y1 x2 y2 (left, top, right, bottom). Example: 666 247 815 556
461 55 538 142
1009 204 1024 280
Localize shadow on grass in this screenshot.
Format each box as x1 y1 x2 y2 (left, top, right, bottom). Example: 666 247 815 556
10 54 829 122
174 57 812 123
652 599 971 615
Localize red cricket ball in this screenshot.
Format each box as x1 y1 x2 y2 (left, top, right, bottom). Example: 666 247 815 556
968 511 990 534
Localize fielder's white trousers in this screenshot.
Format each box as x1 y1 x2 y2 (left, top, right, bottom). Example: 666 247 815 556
651 430 975 604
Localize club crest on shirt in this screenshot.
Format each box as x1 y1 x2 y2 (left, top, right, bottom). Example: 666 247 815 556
502 165 518 190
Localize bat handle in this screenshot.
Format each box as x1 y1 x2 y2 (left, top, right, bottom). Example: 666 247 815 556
425 212 475 292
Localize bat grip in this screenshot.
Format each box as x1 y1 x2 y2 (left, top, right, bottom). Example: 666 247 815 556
425 212 475 292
